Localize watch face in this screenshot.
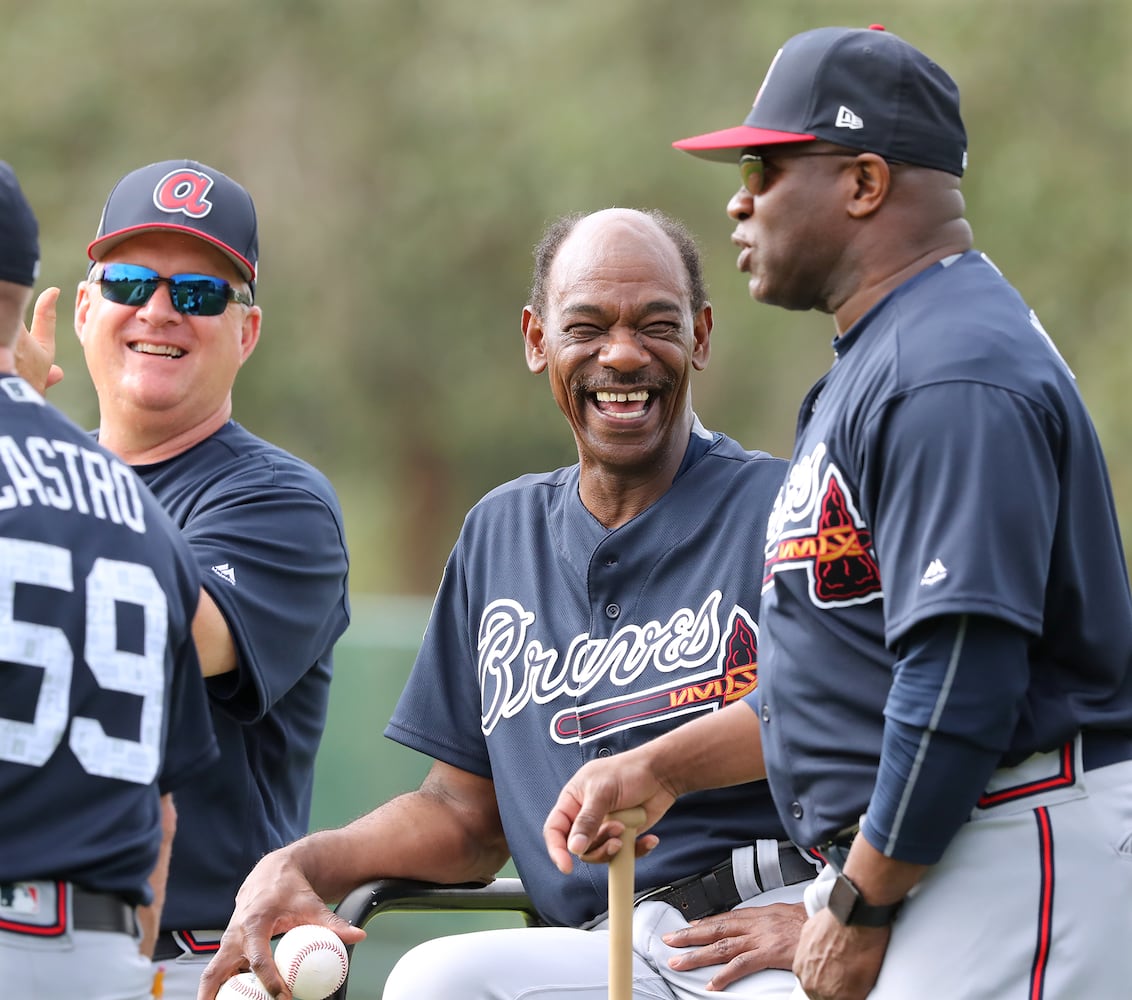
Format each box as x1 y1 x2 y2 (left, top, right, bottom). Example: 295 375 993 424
827 871 861 924
826 871 903 927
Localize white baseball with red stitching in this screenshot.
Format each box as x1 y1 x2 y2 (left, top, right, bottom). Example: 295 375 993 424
273 924 350 1000
215 972 274 1000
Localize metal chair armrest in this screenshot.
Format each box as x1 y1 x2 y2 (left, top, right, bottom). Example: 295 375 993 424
327 877 541 999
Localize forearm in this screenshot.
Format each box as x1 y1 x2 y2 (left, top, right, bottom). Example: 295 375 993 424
282 775 510 902
138 793 177 958
648 700 766 797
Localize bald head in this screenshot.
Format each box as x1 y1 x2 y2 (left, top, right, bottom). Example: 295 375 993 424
529 208 707 319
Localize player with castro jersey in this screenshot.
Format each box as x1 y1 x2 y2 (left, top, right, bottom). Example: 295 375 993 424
0 162 218 999
200 209 822 1000
546 25 1132 1000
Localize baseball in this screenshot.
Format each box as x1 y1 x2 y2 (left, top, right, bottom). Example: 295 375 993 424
216 973 274 1000
273 924 350 1000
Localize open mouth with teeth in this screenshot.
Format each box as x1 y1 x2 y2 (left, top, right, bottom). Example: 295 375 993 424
130 342 185 359
594 389 651 420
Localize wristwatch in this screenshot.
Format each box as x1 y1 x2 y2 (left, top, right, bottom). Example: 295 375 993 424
826 871 903 927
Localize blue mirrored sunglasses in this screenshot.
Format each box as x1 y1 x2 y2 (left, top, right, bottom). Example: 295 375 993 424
91 262 253 316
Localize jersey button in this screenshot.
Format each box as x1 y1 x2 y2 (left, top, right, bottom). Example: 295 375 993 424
791 801 804 819
596 746 613 758
605 603 620 619
761 705 771 723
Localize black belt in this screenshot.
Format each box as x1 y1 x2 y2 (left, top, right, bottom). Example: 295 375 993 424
1082 730 1132 771
72 886 137 934
634 843 818 922
0 883 135 937
153 929 223 962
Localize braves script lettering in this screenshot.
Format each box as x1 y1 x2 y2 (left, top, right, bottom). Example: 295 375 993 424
478 591 759 739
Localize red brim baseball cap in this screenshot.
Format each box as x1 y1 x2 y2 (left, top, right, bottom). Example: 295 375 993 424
673 125 817 162
87 159 259 291
673 25 967 177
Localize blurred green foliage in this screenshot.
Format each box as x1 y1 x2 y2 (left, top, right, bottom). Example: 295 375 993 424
5 0 1130 594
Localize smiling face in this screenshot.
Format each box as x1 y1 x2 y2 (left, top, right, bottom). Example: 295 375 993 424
75 231 261 459
522 210 711 497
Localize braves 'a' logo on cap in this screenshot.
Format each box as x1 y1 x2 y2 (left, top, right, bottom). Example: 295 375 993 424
152 168 214 219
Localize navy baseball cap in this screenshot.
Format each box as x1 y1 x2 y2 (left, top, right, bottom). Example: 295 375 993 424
0 161 40 287
87 159 258 290
673 25 968 176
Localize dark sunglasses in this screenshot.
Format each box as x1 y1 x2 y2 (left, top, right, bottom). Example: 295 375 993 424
738 150 860 196
90 263 253 316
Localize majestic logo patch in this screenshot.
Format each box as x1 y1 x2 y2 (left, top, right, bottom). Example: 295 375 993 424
920 558 948 587
210 563 236 585
764 443 881 607
476 592 758 743
153 169 215 219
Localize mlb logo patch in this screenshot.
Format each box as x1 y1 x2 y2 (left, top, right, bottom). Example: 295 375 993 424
0 882 40 915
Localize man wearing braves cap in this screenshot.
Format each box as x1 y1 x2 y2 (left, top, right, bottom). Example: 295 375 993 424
546 25 1132 1000
22 159 352 999
0 162 219 1000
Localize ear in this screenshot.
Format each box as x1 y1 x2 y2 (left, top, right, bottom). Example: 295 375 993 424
846 153 892 219
691 303 712 371
74 281 92 345
237 306 262 365
521 305 547 374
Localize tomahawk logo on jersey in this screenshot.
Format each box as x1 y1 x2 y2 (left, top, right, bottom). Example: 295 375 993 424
763 442 881 608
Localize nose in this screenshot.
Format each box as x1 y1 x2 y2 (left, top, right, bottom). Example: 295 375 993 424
135 281 181 323
727 186 752 221
598 327 651 371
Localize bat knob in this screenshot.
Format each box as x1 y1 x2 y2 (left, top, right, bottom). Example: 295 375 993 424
607 807 648 832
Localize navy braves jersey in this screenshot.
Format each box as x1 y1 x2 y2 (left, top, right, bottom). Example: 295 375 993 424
0 376 218 904
387 424 789 927
753 251 1132 856
124 420 351 929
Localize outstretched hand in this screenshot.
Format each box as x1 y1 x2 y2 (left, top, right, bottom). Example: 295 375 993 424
195 853 366 1000
14 286 62 394
542 748 675 874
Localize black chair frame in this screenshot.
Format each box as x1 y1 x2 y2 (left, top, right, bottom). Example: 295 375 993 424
327 877 542 999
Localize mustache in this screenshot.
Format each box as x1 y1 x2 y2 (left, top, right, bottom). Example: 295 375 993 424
573 372 676 398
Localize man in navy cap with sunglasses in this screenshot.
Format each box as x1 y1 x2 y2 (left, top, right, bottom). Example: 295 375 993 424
545 25 1132 1000
0 161 219 999
26 159 352 999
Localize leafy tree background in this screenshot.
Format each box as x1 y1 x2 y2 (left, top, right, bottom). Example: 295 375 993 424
5 1 1128 994
6 0 1129 595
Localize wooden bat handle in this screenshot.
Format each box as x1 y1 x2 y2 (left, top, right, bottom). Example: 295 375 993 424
608 807 647 1000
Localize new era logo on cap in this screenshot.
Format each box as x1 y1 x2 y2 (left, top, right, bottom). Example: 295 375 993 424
673 25 967 177
87 159 259 290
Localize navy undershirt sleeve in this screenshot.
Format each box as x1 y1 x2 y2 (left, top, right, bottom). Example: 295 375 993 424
861 613 1032 863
